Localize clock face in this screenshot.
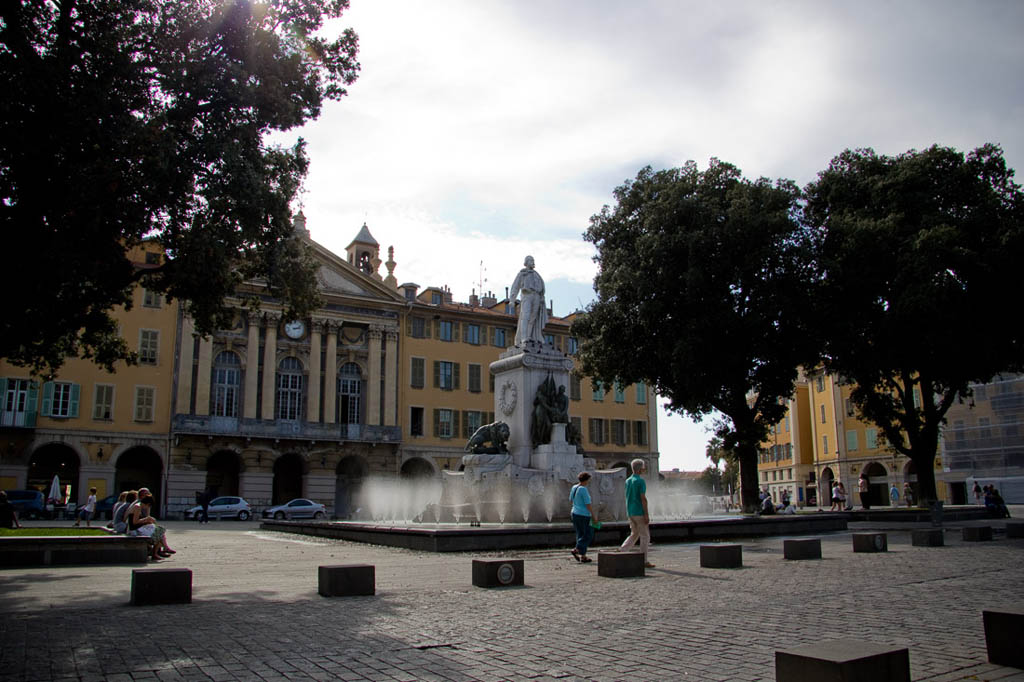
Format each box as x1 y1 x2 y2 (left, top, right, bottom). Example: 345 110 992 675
284 320 306 339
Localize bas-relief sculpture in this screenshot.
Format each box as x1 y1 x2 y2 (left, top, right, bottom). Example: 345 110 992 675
437 256 625 523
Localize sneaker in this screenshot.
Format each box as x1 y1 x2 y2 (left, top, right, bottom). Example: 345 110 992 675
571 549 581 562
580 556 593 563
644 562 656 568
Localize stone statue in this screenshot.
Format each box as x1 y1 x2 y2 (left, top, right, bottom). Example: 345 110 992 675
531 375 568 447
509 255 547 346
566 420 585 454
464 421 511 454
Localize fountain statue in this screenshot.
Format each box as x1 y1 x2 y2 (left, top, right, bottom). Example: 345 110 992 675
436 256 627 523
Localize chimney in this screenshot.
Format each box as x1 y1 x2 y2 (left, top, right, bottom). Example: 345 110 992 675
469 288 479 307
481 290 497 307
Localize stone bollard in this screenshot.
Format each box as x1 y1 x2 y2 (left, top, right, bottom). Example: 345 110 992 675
318 564 375 597
776 639 910 682
700 544 742 568
962 526 993 542
852 532 887 552
983 607 1024 668
783 538 821 560
912 529 944 547
131 568 192 606
472 559 524 588
1007 521 1024 539
597 551 644 578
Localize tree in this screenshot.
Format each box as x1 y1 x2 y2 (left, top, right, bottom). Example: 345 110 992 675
0 0 359 373
572 160 817 513
705 433 738 495
804 144 1024 505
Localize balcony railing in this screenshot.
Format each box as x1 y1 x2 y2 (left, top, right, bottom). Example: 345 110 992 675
172 414 401 443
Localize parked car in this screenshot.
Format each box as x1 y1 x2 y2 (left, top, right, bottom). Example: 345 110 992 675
183 496 251 521
4 489 47 520
95 494 118 520
262 498 327 520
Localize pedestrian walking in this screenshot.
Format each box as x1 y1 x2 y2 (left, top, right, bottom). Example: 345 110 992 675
903 482 914 507
859 473 871 510
620 458 654 568
74 487 97 527
889 483 900 507
569 472 596 563
972 481 983 505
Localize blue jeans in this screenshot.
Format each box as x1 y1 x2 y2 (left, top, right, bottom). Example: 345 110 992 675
572 513 594 555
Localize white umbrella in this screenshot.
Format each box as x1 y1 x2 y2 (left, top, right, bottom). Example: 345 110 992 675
47 475 63 506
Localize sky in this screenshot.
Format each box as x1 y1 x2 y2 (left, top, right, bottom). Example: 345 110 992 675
279 0 1024 473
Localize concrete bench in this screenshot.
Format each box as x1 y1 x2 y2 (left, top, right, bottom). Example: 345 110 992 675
0 535 151 567
471 559 523 588
700 544 742 568
597 551 644 578
1007 521 1024 539
852 532 887 552
983 607 1024 668
912 529 944 547
783 538 821 560
963 526 993 542
776 638 910 682
318 564 375 597
130 568 192 606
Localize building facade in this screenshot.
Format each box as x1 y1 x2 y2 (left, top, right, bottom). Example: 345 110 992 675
1 221 660 518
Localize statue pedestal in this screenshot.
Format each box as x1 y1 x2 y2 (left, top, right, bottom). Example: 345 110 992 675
490 344 574 468
532 425 584 480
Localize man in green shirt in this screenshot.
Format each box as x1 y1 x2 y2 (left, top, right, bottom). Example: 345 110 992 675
620 458 654 568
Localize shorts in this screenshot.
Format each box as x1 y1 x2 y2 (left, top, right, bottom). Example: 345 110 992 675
78 508 92 520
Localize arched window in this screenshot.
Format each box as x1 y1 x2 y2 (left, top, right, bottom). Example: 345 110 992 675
338 362 362 425
212 351 240 417
276 357 304 421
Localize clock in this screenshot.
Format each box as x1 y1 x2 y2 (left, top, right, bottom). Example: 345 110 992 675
283 319 306 339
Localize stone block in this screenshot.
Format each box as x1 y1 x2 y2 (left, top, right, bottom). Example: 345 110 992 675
318 564 375 597
776 639 910 682
1007 521 1024 539
699 544 742 568
852 532 887 552
912 529 944 547
962 526 993 542
130 568 192 606
472 558 524 588
597 551 644 578
983 607 1024 668
783 538 821 560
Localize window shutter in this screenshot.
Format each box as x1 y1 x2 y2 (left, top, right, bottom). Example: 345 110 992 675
453 363 460 390
488 411 495 424
625 419 631 445
462 410 470 437
452 321 460 340
588 418 595 444
0 379 6 403
480 325 487 345
452 409 459 437
604 419 610 444
434 319 441 339
69 383 80 418
556 336 562 351
433 409 440 437
462 324 469 342
406 317 413 335
41 381 53 417
433 361 440 388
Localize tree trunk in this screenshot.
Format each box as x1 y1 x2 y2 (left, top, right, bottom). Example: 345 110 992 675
911 451 939 506
735 442 761 514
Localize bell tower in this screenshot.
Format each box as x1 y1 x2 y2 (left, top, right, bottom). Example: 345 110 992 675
346 223 382 279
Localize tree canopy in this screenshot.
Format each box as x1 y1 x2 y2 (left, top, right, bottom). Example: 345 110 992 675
804 144 1024 504
0 0 359 373
572 159 817 513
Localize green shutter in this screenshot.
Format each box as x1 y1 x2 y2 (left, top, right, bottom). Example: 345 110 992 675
69 383 80 418
479 325 487 345
406 317 413 336
604 419 610 444
25 381 38 426
452 409 459 437
625 420 631 445
453 363 460 390
462 410 470 437
0 379 6 405
434 319 440 339
433 361 440 388
433 409 440 437
41 381 53 417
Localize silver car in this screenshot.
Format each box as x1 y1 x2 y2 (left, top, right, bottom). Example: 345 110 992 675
261 498 327 520
184 496 252 521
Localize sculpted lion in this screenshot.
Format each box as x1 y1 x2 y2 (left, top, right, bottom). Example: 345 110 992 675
464 421 511 454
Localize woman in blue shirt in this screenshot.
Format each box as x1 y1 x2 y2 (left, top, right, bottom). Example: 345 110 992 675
570 472 597 563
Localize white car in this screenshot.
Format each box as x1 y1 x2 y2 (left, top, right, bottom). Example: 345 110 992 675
261 498 327 520
184 496 252 521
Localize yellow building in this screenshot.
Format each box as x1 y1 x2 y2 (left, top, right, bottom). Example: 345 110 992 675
0 241 178 511
1 221 659 518
759 368 945 508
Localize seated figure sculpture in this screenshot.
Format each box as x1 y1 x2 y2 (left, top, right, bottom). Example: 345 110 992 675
464 421 511 454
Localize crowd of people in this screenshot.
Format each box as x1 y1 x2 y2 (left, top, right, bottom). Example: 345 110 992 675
107 487 176 561
973 482 1012 519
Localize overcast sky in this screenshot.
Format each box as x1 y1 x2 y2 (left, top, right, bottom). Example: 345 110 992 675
282 0 1024 472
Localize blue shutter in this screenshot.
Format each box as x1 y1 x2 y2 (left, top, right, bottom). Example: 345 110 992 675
69 383 81 418
41 381 53 417
25 381 38 426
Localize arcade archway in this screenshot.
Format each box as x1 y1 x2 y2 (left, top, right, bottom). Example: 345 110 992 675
115 446 163 509
400 457 435 479
27 443 79 504
335 455 368 519
863 462 888 507
273 452 305 504
206 450 242 497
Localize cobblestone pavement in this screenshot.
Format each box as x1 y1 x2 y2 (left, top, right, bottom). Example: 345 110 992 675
1 513 1022 682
